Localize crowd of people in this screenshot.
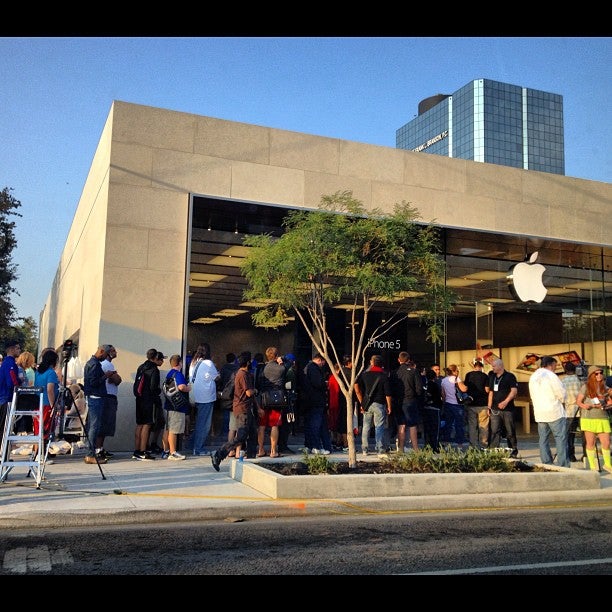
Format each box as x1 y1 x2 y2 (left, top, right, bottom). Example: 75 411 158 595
1 339 610 475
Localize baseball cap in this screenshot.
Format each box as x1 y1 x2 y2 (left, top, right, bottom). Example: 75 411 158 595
285 353 296 361
102 344 114 352
472 359 483 367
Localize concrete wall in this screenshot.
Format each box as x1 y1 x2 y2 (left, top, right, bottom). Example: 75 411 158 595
39 100 612 451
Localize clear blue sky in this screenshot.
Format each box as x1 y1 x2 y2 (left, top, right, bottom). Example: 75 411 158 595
1 36 610 324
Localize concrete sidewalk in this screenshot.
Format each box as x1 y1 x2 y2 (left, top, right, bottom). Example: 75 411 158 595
1 433 611 529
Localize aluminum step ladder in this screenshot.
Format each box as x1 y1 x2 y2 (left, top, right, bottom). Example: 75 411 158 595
0 387 46 488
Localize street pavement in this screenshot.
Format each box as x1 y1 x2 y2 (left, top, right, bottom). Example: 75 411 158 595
1 432 611 529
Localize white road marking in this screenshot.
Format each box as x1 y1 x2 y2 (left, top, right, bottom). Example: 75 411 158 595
406 557 612 574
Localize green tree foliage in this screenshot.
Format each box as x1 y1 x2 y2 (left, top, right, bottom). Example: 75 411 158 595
0 187 23 342
241 191 455 466
11 316 38 355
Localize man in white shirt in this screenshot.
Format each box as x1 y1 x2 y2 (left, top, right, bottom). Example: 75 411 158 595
528 355 569 467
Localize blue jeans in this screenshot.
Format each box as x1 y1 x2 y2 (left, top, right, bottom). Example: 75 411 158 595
361 402 386 452
537 418 570 467
304 408 332 452
191 401 215 455
85 396 104 456
444 402 465 445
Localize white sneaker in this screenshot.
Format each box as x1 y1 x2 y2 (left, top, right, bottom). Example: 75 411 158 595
362 449 369 457
311 448 320 455
168 452 185 461
318 449 330 455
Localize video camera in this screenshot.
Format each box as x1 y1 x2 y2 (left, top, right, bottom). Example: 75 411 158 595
61 339 76 363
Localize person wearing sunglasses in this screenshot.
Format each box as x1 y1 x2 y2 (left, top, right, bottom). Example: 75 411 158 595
576 366 612 473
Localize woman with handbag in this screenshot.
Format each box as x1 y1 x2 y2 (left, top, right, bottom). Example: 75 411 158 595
256 346 287 458
440 364 469 447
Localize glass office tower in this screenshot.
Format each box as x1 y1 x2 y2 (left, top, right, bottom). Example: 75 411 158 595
396 79 565 175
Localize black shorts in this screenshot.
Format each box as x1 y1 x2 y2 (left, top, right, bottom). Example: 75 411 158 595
394 399 420 427
135 398 154 426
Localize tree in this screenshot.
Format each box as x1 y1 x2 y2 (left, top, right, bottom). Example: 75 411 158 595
11 316 38 355
0 187 23 343
241 191 455 467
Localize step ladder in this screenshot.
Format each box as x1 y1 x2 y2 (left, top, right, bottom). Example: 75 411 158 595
0 387 46 488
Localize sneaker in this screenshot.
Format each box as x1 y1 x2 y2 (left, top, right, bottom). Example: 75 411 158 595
362 449 369 457
160 450 170 459
311 448 320 455
210 451 221 472
298 447 311 453
142 452 156 461
168 452 185 461
342 447 349 453
318 449 331 455
132 450 145 460
377 449 389 457
509 449 519 459
100 449 114 459
45 458 55 465
602 465 612 474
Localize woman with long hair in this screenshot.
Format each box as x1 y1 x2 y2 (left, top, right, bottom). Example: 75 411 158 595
576 366 612 472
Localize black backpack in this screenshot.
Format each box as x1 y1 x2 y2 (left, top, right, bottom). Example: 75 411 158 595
218 371 236 402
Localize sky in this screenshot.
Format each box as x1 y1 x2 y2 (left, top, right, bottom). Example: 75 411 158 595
0 36 610 325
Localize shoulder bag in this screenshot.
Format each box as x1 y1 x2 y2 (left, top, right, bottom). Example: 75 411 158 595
261 388 287 408
362 376 381 409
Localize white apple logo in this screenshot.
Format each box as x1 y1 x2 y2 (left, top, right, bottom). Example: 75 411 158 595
507 251 547 303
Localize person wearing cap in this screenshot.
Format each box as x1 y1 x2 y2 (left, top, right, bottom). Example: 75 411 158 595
147 351 167 455
528 355 569 468
98 344 122 460
0 340 21 448
576 365 612 472
464 359 490 450
132 348 161 461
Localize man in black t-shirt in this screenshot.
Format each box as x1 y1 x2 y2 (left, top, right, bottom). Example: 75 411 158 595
487 358 519 457
464 359 490 449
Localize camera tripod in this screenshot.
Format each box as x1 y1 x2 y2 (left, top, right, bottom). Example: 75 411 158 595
40 342 106 481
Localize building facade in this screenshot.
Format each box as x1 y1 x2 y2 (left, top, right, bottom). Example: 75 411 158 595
396 79 565 175
38 101 610 451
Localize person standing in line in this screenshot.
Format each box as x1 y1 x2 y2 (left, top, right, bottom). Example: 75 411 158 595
464 359 490 450
391 351 422 453
188 343 220 456
0 340 21 448
528 355 570 467
354 354 393 457
211 352 259 471
132 348 160 461
440 364 469 448
576 366 612 473
256 346 286 458
98 344 122 460
301 353 332 455
83 345 115 465
430 364 444 390
278 353 298 454
422 368 442 451
561 361 582 462
487 358 519 458
147 351 166 455
217 352 239 449
161 354 191 460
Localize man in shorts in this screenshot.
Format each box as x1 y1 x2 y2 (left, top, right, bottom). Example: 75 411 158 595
161 354 191 460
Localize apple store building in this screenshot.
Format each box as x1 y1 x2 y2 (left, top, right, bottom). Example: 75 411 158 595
38 101 612 451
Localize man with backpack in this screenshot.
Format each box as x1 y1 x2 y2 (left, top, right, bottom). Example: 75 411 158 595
160 354 191 460
132 348 161 461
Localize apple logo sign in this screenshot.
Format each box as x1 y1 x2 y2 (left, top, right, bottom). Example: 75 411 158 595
507 251 547 303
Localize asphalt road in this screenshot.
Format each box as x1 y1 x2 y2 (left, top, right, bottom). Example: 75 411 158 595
2 506 611 575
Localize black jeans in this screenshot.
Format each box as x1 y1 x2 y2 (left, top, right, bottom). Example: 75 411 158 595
489 408 517 450
217 408 255 462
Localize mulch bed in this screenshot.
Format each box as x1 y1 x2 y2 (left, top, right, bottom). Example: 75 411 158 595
259 459 550 476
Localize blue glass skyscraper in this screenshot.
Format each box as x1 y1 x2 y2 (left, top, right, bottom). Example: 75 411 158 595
396 79 565 175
